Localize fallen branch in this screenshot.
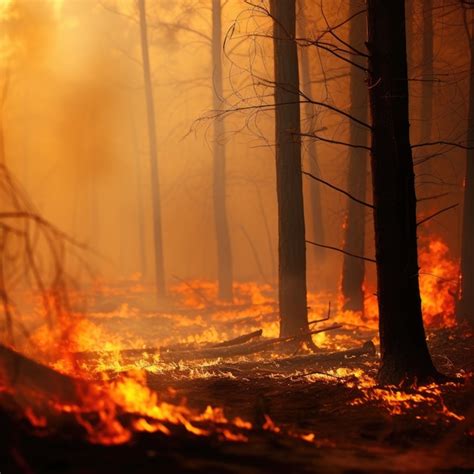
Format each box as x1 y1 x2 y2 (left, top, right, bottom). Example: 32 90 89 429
160 325 342 363
214 341 376 373
211 329 263 348
74 329 264 361
308 302 331 326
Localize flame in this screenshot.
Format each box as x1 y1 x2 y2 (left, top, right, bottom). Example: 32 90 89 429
0 235 459 446
351 378 465 422
418 236 458 327
338 235 459 330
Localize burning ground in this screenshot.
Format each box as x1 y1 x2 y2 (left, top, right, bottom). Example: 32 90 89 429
0 244 473 474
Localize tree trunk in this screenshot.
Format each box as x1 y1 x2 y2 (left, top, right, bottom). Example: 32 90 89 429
458 10 474 327
270 0 309 338
298 0 325 262
138 0 166 297
405 0 414 69
341 0 368 313
420 0 433 145
212 0 233 301
367 0 440 385
129 106 147 280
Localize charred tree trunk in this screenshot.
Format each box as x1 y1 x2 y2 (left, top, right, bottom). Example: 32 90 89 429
458 10 474 327
270 0 309 338
212 0 233 301
367 0 441 385
341 0 368 313
298 0 325 262
405 0 414 64
420 0 433 145
138 0 165 297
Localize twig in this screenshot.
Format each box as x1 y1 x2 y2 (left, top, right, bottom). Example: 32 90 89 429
302 171 374 209
211 329 263 348
306 240 376 263
308 301 331 326
417 203 458 226
412 141 474 150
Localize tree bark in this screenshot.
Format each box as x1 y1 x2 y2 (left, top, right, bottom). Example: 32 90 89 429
405 0 414 64
420 0 433 145
270 0 309 338
367 0 440 385
341 0 368 313
212 0 233 301
298 0 325 262
458 9 474 327
129 106 147 280
138 0 166 297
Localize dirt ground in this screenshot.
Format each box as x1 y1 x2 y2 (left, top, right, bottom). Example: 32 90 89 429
0 326 472 473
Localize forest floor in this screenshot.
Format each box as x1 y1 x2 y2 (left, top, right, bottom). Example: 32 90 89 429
0 282 473 473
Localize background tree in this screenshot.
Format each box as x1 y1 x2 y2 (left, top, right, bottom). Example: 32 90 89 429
458 3 474 326
270 0 309 338
298 0 325 263
367 0 441 384
340 0 369 313
212 0 233 301
138 0 166 297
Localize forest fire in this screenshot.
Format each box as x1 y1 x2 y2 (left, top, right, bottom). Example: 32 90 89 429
1 0 473 472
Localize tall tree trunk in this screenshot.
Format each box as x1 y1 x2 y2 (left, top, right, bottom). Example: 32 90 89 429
367 0 440 385
129 106 147 280
298 0 325 262
341 0 368 313
458 10 474 327
270 0 309 338
420 0 433 146
212 0 233 301
138 0 165 297
405 0 414 63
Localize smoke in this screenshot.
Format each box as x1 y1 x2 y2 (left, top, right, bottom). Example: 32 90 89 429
0 0 467 295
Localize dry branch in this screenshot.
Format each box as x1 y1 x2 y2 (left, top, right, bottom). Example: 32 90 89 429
160 325 342 363
73 329 265 361
211 329 263 348
215 340 376 373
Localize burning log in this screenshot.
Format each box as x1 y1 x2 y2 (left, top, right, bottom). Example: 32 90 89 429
160 325 342 363
73 329 265 361
0 344 82 406
211 329 263 348
210 341 377 373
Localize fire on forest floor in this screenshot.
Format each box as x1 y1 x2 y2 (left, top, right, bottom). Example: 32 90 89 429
0 236 472 472
0 326 472 473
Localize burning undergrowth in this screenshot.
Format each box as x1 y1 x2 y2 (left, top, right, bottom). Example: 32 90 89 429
0 196 471 471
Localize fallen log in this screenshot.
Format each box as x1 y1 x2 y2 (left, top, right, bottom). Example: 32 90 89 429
160 325 342 363
197 341 377 374
211 329 263 348
264 340 376 368
73 329 264 361
0 344 82 405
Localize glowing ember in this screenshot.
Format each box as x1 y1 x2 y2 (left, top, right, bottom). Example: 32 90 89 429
348 372 465 422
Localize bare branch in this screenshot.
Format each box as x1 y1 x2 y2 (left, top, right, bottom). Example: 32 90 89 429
306 240 376 263
412 140 474 150
299 131 371 151
417 203 459 226
302 171 374 209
